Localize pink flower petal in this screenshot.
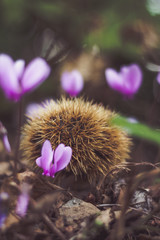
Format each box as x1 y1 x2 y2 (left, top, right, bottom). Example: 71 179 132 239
3 135 11 153
156 72 160 84
16 183 30 217
49 165 56 178
36 157 42 167
121 64 142 96
61 72 70 89
55 146 72 172
41 140 54 171
21 58 51 94
0 192 9 227
105 68 124 93
0 54 21 101
54 143 65 165
35 140 54 174
14 60 25 81
16 193 29 217
49 143 66 177
105 64 142 97
36 141 72 178
61 70 84 97
25 103 41 117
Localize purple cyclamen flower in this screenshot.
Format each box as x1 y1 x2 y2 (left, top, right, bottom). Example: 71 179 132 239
0 192 9 228
25 103 42 117
0 121 11 153
105 64 142 98
16 183 30 217
0 54 51 101
127 117 138 124
36 140 72 178
61 70 84 97
2 135 11 153
156 72 160 84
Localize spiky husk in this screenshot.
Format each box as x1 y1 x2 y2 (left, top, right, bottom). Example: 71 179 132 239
21 98 131 181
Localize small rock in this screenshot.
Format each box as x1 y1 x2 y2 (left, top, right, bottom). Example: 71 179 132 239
59 197 100 225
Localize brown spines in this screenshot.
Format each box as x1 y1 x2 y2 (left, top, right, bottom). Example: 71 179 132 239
21 98 131 181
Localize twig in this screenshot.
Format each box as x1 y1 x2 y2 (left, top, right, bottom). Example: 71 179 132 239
97 161 157 191
97 203 121 208
96 203 160 221
37 177 73 198
30 194 68 240
42 213 66 240
96 163 129 190
125 161 158 168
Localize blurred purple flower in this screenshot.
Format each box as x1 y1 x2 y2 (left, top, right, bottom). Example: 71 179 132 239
61 70 84 97
156 72 160 84
0 192 9 228
25 99 53 118
16 183 30 217
0 121 11 153
2 135 11 153
25 103 42 117
36 140 72 178
105 64 142 98
127 117 138 124
0 54 51 101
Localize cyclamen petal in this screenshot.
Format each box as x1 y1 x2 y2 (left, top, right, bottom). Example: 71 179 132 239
51 144 69 175
49 146 72 178
49 165 56 178
3 135 11 153
0 192 9 228
156 72 160 84
36 140 72 178
105 64 142 97
0 54 21 101
14 60 25 81
16 193 29 217
36 157 42 167
105 69 124 92
0 54 51 101
55 146 72 172
61 70 84 97
121 64 142 96
54 143 65 164
21 58 51 94
25 103 41 117
16 183 30 217
36 140 54 174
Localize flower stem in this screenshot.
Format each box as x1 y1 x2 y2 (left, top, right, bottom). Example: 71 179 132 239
14 98 23 177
